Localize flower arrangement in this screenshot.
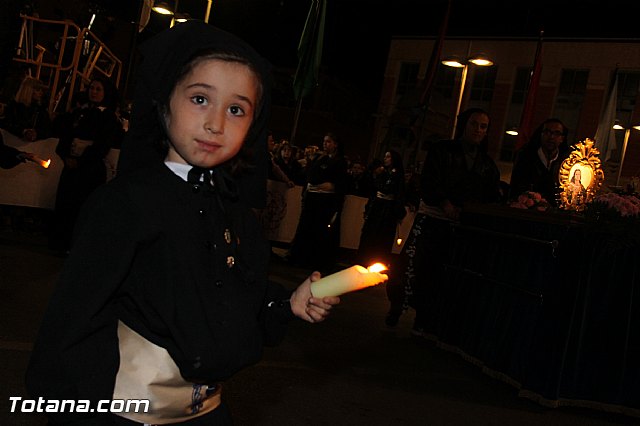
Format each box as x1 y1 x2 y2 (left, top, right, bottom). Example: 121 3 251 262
590 192 640 218
509 191 551 212
583 192 640 248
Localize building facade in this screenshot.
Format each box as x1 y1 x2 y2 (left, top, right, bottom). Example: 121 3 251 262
374 36 640 185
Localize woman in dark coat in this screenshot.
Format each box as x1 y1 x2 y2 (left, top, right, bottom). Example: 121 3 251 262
49 74 124 251
357 150 405 266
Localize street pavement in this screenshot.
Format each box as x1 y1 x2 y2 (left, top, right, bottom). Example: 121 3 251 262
0 221 636 425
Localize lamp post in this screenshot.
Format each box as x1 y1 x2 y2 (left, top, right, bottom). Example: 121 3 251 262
442 53 494 139
613 121 640 186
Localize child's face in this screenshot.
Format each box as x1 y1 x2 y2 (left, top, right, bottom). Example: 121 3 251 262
165 59 258 168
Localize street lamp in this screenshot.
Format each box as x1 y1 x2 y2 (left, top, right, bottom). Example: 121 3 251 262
613 120 640 186
151 1 174 15
442 53 494 138
152 0 213 25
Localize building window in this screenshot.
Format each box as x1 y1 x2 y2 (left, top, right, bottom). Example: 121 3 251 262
433 64 457 99
556 69 588 109
511 67 532 104
396 62 420 98
469 66 497 102
500 67 535 162
608 71 640 163
617 71 640 124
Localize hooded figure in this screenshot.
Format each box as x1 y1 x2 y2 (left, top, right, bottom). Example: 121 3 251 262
118 20 271 208
26 21 339 425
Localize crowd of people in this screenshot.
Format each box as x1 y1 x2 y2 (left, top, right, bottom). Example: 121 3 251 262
0 19 578 424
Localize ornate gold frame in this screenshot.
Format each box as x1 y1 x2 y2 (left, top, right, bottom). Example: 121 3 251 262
558 138 604 211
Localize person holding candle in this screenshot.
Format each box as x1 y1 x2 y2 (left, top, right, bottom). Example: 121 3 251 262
356 150 406 326
26 21 339 425
0 75 52 142
0 131 34 169
287 132 349 271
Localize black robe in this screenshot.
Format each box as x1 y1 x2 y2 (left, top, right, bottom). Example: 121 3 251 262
26 162 293 424
26 20 289 425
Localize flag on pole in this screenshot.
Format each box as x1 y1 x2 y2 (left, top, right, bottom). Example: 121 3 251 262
419 0 451 107
515 31 544 151
293 0 327 100
594 71 619 162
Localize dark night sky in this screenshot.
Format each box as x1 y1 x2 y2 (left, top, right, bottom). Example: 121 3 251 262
56 0 640 106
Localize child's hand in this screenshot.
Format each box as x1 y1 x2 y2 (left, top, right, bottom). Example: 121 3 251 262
290 271 340 323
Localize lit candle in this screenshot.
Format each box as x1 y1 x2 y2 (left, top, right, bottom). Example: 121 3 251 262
37 158 51 168
310 263 388 298
25 155 51 168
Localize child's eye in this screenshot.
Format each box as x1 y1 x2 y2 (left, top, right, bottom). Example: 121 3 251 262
228 105 245 116
190 95 208 105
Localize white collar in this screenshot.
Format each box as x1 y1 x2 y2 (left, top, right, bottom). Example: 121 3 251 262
164 161 192 182
537 146 559 169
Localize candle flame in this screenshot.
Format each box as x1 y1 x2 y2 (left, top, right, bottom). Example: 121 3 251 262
367 262 388 273
396 238 403 245
40 158 51 168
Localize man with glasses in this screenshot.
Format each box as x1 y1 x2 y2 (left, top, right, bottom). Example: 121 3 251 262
509 118 570 206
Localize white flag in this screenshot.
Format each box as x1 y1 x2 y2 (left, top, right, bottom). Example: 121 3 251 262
139 0 153 33
594 73 618 162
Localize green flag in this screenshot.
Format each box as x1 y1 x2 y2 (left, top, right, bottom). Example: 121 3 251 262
293 0 326 100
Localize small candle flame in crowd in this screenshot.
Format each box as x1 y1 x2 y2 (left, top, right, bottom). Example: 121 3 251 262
367 262 387 273
396 238 403 246
26 155 51 168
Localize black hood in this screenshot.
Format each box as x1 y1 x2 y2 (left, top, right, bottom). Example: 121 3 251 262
118 20 271 208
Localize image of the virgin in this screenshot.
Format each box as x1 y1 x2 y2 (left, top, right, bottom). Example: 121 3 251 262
570 164 592 189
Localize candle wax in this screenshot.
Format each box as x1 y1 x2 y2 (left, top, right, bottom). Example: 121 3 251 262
310 265 388 298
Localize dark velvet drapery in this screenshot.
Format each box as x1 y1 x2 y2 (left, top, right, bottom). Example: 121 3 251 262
418 203 639 417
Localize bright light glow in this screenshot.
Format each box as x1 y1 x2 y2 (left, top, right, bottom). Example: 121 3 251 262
396 238 403 246
633 125 640 131
367 263 388 273
152 2 174 15
175 13 190 22
442 59 465 68
613 123 625 130
506 129 518 136
468 57 493 66
41 159 51 168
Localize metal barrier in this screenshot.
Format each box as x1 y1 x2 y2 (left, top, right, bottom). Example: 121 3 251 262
12 14 123 115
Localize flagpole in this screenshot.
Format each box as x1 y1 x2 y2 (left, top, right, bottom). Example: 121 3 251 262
291 0 326 146
290 96 303 145
616 128 631 186
411 0 451 162
515 30 544 151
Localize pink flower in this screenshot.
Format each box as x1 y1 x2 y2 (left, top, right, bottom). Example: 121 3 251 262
525 198 535 207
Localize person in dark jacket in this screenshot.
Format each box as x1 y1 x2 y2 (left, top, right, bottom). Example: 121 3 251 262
509 118 570 206
287 132 348 272
26 21 339 425
403 108 501 334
